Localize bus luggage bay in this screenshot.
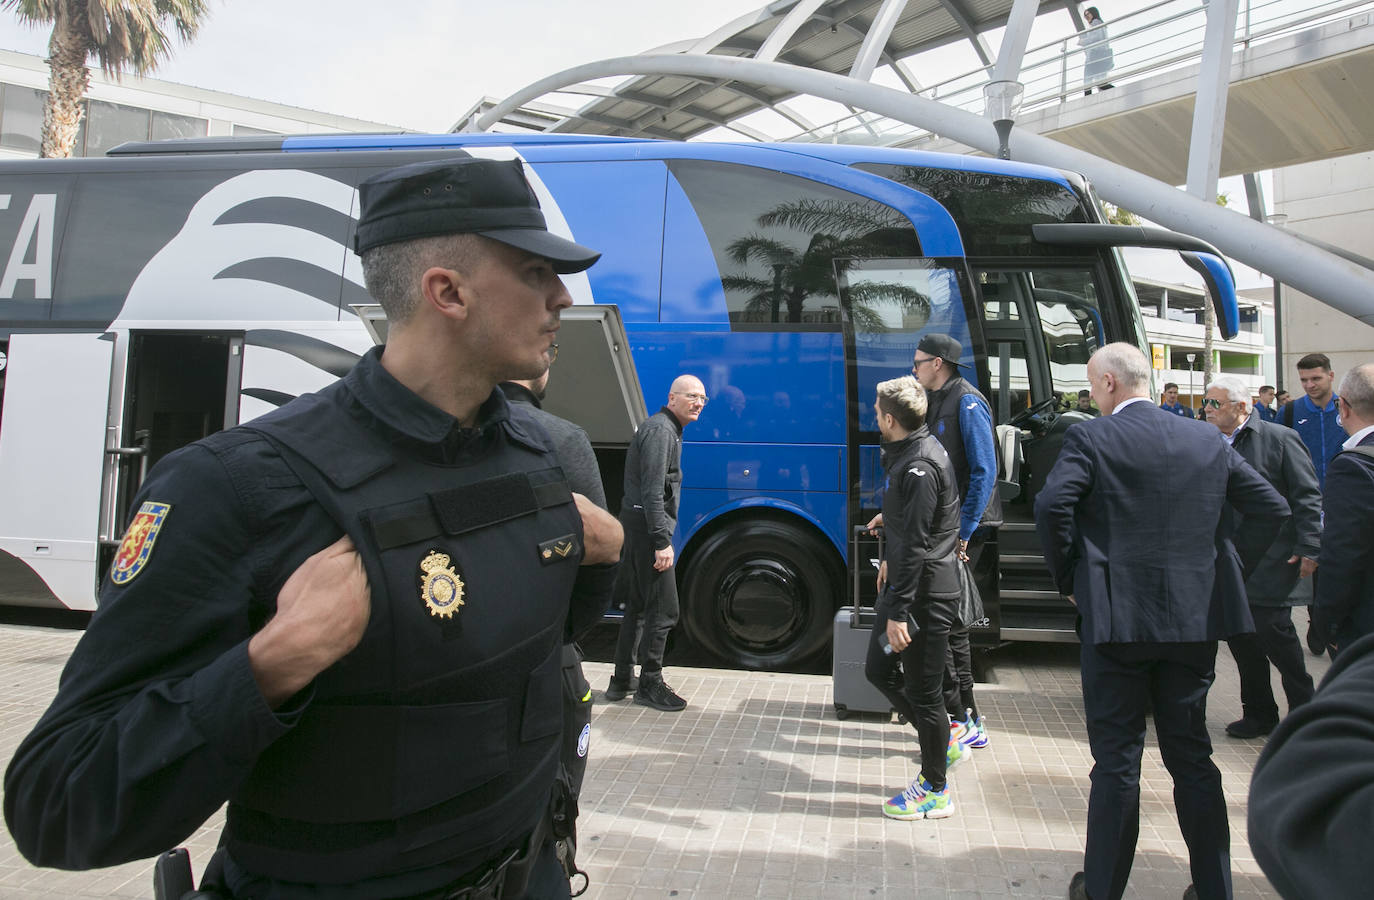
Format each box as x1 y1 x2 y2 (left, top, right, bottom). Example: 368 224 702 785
0 133 1240 669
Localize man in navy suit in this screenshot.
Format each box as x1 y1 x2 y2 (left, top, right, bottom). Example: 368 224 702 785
1310 362 1374 655
1034 344 1288 900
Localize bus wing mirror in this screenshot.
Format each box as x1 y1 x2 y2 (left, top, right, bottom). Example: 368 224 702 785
1179 251 1240 340
1031 224 1241 341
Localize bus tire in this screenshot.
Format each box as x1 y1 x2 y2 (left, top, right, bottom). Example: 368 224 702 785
680 517 839 671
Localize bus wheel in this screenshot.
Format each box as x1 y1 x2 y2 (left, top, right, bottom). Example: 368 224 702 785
681 518 838 671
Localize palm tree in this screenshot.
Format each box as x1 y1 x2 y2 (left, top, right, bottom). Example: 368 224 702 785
721 198 932 331
2 0 209 158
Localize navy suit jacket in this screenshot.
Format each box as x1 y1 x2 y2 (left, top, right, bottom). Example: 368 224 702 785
1315 431 1374 642
1034 400 1290 645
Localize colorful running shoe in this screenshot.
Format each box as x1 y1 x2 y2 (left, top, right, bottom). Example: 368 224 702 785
946 734 966 769
883 777 954 820
968 712 989 749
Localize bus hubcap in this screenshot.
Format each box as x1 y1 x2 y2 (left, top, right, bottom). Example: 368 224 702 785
718 560 807 651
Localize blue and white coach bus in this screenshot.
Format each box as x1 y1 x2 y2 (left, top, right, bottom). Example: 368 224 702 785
0 133 1240 668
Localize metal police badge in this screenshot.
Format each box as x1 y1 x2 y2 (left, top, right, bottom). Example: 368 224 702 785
110 501 171 585
419 550 465 618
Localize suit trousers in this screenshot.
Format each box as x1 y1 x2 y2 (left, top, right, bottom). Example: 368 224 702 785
611 508 679 681
1079 640 1231 900
865 599 955 790
1225 605 1314 724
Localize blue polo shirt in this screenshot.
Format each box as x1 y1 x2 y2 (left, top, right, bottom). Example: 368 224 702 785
1286 394 1345 487
1160 401 1193 418
1256 404 1278 423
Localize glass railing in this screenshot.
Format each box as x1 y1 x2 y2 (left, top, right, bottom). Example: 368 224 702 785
787 0 1374 147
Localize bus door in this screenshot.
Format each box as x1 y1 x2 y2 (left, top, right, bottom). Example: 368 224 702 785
834 257 981 611
0 333 115 609
99 331 243 581
974 262 1110 641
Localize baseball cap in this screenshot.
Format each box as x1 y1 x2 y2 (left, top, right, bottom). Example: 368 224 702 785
916 333 965 367
353 157 601 274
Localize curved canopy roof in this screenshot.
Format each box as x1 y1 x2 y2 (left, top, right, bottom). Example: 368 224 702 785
472 0 1076 142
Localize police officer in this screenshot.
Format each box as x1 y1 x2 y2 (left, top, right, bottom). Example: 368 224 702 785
4 157 623 899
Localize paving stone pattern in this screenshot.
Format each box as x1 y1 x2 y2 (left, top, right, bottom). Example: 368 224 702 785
0 623 1329 898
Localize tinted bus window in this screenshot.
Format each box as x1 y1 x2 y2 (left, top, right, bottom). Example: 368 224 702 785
667 160 920 329
854 164 1088 257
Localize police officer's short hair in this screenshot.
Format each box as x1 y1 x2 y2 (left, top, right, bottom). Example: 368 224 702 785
1339 363 1374 419
876 375 927 431
360 234 483 326
1209 375 1249 406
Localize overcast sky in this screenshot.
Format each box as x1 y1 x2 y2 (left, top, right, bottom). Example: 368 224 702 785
0 0 770 131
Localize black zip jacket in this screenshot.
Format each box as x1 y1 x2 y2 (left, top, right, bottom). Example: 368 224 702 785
880 426 961 622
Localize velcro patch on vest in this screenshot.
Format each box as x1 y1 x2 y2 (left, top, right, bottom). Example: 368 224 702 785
538 533 580 566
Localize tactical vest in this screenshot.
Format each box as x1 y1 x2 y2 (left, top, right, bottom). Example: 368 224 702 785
227 382 583 886
926 376 1004 530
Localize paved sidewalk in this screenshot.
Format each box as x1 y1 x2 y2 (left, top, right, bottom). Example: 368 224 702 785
0 622 1329 899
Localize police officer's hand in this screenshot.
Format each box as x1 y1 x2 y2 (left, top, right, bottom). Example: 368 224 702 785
1289 555 1318 579
653 545 675 572
574 493 623 565
248 535 371 709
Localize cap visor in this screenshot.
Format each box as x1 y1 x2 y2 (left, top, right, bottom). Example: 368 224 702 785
480 228 601 274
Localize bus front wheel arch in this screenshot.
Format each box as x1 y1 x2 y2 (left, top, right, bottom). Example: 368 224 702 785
680 516 840 671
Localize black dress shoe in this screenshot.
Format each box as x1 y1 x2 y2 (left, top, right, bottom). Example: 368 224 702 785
1069 871 1091 900
1183 885 1197 900
603 675 638 702
1225 717 1277 739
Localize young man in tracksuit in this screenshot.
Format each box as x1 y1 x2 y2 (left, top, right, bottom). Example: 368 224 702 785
864 375 962 820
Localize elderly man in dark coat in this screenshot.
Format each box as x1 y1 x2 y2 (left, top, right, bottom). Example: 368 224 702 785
1202 375 1320 739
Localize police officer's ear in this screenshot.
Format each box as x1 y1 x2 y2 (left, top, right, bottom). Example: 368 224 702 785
418 265 470 324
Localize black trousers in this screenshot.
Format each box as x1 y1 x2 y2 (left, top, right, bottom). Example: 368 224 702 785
560 644 592 796
611 508 679 680
1225 605 1314 724
1079 640 1231 900
864 599 955 790
943 532 988 719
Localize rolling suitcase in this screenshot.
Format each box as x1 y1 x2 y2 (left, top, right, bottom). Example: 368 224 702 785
832 525 894 719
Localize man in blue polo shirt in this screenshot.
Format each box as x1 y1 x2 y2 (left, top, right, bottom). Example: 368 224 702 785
1283 353 1346 488
1159 382 1194 418
1255 385 1279 423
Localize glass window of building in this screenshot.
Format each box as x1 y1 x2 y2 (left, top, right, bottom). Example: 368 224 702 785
233 124 278 137
151 111 207 142
85 100 150 156
0 85 47 154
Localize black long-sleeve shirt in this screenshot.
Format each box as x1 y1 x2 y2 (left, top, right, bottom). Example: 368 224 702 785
621 407 683 550
879 428 961 622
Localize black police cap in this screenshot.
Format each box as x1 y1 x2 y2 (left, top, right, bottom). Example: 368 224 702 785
917 332 966 367
353 157 601 274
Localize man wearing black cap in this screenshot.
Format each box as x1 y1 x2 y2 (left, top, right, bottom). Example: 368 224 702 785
910 332 1001 752
5 157 622 899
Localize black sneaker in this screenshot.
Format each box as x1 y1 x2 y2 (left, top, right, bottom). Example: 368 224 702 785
634 677 686 712
1225 717 1277 739
603 675 637 702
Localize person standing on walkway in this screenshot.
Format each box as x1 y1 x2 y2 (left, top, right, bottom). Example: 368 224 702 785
1201 376 1319 739
1283 352 1345 487
1160 382 1194 418
909 332 1000 752
1079 6 1115 94
500 364 618 879
605 375 706 711
1309 363 1374 655
864 375 962 821
1035 343 1288 900
3 157 624 898
1255 385 1278 423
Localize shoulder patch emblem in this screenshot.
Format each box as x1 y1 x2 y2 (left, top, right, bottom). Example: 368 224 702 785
110 502 171 585
909 467 927 476
420 550 465 618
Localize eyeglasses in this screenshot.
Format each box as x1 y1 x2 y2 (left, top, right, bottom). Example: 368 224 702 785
676 392 708 405
911 356 937 372
1200 397 1229 409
